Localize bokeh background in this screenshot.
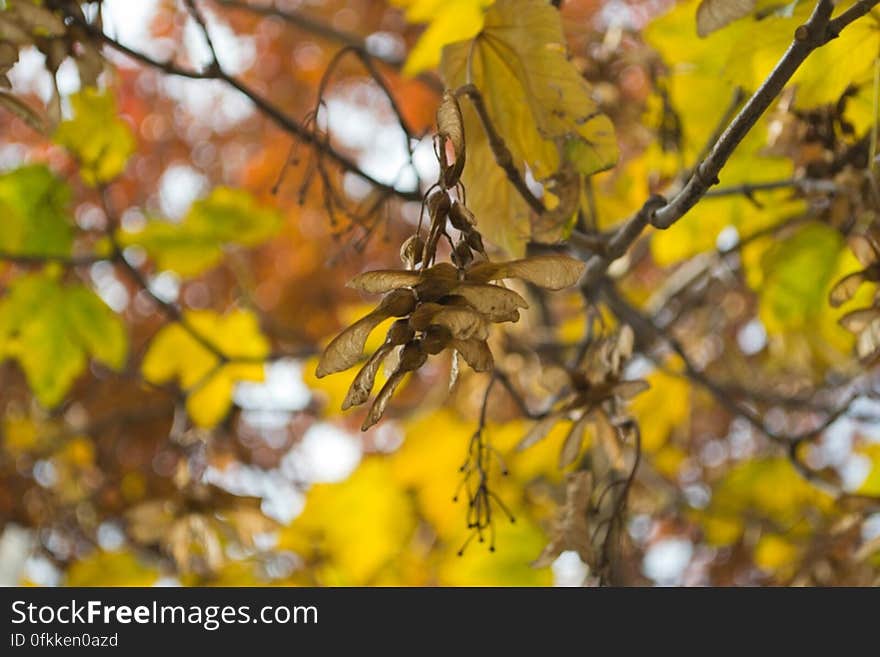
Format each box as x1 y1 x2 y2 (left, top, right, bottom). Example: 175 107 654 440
2 0 880 586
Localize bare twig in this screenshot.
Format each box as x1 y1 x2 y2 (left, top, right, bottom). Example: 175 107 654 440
61 7 422 203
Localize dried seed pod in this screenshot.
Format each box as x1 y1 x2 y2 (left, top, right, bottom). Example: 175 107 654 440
387 318 415 345
451 241 473 268
437 91 465 187
466 230 485 254
422 324 453 355
342 342 394 410
399 339 428 371
426 190 451 220
414 274 459 302
400 234 425 270
448 201 476 231
383 288 418 317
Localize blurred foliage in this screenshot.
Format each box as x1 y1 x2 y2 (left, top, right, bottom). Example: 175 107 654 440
0 0 879 588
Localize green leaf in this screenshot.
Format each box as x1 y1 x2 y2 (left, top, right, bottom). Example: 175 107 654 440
757 222 843 334
120 187 283 277
64 285 128 370
0 164 72 257
53 87 135 185
0 270 128 407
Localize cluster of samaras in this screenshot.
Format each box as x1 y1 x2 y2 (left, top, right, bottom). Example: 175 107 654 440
830 224 880 362
516 325 648 469
315 92 586 430
315 204 585 429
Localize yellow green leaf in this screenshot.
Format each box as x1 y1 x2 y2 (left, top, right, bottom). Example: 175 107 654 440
120 187 282 278
698 458 833 546
0 164 72 257
0 270 128 407
54 87 135 185
141 309 269 427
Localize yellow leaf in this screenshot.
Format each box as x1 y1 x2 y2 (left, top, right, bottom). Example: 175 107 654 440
141 309 269 427
440 0 617 254
119 187 282 278
629 368 690 452
54 87 135 185
66 550 160 586
437 516 552 585
280 458 416 584
699 458 834 546
754 533 801 573
394 0 490 75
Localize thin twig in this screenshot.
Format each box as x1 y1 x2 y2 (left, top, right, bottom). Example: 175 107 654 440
61 7 422 203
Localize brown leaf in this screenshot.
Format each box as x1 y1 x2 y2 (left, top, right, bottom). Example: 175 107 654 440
532 470 593 568
468 255 585 290
839 307 880 333
696 0 755 38
854 316 880 362
848 232 880 268
342 342 395 410
517 414 560 451
612 379 650 400
347 269 420 294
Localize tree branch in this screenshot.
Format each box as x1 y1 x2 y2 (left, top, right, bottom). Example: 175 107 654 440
61 6 422 203
578 0 878 287
455 84 546 215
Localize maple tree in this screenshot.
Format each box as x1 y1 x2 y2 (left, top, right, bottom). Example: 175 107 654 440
1 0 880 587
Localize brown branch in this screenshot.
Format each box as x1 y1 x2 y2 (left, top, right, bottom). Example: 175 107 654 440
704 177 839 198
0 251 108 266
599 280 863 490
214 0 445 93
61 7 422 203
579 0 878 287
455 84 546 214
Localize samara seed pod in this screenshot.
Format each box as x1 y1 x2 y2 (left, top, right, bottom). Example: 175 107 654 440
422 324 453 355
399 339 428 371
466 230 485 254
426 190 451 222
451 241 473 268
437 91 465 188
448 201 476 232
382 288 418 317
399 234 425 269
387 318 415 345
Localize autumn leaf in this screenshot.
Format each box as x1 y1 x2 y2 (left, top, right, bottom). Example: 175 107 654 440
54 87 135 185
141 309 269 427
0 269 127 407
441 0 618 254
0 165 72 257
120 187 282 278
393 0 490 75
